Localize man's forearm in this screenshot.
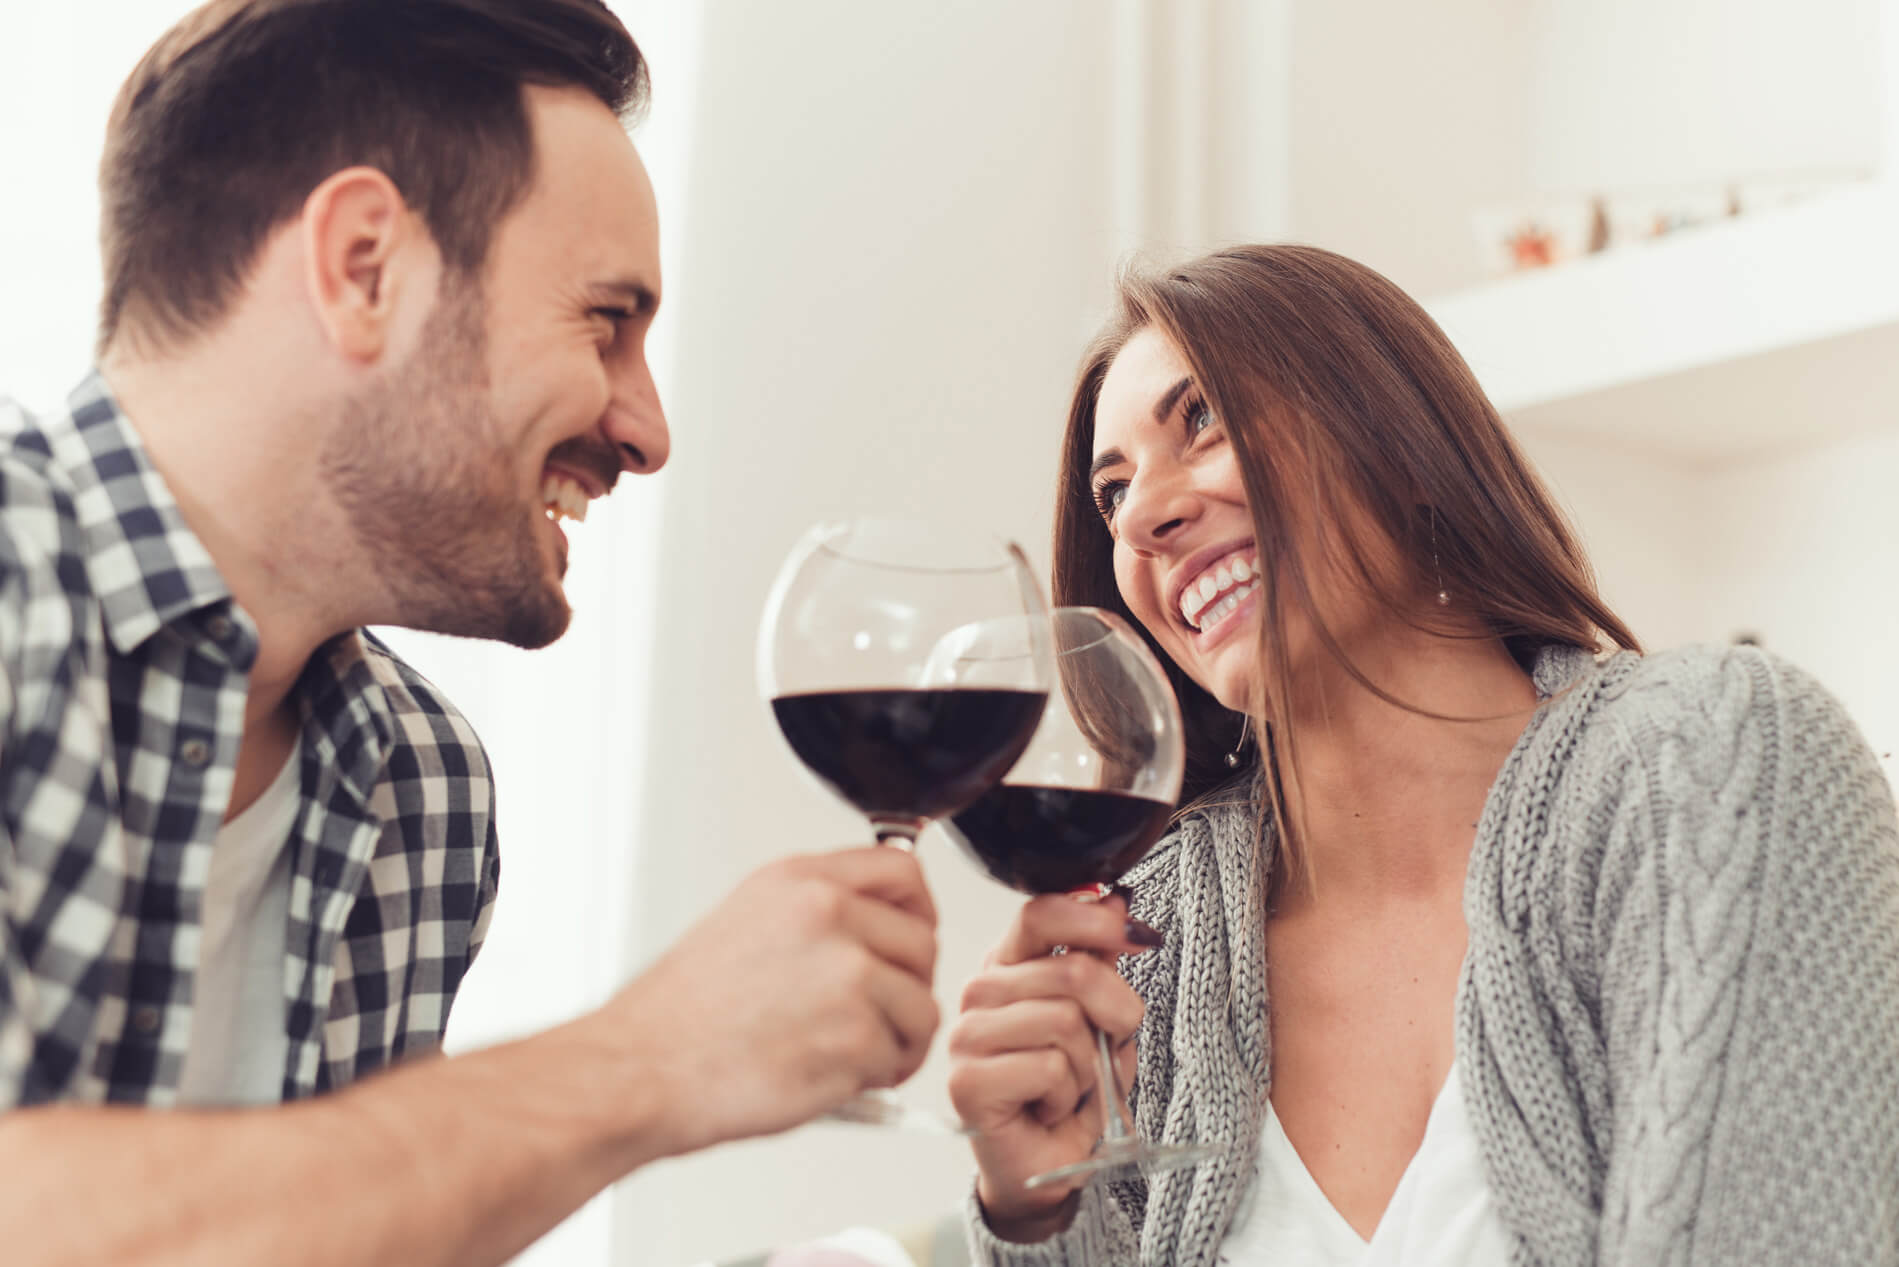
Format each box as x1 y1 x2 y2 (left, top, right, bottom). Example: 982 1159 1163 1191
0 1012 669 1267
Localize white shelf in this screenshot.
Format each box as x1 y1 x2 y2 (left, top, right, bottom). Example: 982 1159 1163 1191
1424 183 1899 463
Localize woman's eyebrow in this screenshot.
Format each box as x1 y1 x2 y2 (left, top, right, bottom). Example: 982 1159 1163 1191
1089 448 1126 482
1089 376 1196 481
1152 375 1194 425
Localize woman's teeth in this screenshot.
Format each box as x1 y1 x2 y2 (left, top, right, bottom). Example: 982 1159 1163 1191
542 472 590 524
1194 581 1259 634
1180 554 1258 631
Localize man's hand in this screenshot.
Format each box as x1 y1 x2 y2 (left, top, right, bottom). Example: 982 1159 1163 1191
0 847 942 1267
596 846 941 1157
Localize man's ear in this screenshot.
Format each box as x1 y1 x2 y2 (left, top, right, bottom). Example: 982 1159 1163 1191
298 166 427 363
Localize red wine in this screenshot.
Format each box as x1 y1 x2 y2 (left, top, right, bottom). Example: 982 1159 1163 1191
771 688 1046 828
944 784 1174 894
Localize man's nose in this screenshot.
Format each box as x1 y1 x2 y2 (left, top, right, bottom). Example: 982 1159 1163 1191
608 366 670 476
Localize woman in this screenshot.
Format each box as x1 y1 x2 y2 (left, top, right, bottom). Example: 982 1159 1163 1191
946 244 1899 1266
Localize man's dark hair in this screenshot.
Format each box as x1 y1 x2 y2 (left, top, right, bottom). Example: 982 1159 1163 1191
97 0 648 352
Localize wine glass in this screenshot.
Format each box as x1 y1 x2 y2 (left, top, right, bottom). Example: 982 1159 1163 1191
941 606 1226 1186
758 519 1053 1129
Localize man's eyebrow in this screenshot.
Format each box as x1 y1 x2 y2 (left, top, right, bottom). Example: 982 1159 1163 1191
1088 376 1196 482
591 278 659 313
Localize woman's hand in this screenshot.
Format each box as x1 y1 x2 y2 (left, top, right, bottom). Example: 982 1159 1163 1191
947 891 1161 1242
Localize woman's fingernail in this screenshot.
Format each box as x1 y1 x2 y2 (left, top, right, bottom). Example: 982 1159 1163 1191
1124 918 1165 948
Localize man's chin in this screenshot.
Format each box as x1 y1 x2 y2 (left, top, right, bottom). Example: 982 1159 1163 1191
402 578 571 650
498 585 572 650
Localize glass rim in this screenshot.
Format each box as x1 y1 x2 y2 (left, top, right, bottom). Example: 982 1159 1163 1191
1049 606 1144 659
802 518 1026 574
812 539 1019 575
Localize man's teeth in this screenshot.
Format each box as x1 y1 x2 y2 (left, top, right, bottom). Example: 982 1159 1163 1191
1179 555 1259 631
541 473 590 524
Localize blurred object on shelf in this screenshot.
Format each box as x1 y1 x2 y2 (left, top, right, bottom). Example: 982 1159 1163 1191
1474 174 1871 276
1472 201 1596 274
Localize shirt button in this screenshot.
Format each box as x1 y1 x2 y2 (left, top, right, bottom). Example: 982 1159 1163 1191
179 738 212 767
132 1006 161 1034
206 614 234 641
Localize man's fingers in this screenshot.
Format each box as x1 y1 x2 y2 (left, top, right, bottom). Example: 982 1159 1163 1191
796 846 938 923
858 956 941 1085
838 888 937 982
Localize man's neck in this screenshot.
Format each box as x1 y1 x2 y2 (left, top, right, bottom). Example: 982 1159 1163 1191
98 342 367 736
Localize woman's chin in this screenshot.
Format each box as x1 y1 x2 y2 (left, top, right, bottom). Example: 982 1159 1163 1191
1199 669 1255 716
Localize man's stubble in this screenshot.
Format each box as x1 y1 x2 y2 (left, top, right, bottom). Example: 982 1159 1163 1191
320 278 572 651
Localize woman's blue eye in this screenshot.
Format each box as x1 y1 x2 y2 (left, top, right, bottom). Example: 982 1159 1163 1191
1186 401 1213 435
1092 481 1127 522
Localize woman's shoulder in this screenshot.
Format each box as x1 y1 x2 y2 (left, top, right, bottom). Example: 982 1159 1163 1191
1549 642 1892 859
1575 643 1866 765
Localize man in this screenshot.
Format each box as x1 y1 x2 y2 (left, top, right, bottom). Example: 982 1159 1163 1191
0 2 943 1262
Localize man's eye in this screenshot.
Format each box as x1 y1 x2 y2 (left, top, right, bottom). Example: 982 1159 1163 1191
593 307 632 332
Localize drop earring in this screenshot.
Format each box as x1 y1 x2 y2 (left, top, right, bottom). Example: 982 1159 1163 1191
1225 716 1252 769
1430 507 1450 606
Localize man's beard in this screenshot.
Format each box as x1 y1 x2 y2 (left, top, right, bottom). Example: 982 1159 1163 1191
320 280 571 650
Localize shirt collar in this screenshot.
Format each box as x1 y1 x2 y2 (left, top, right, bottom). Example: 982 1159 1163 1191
51 371 236 656
298 631 399 810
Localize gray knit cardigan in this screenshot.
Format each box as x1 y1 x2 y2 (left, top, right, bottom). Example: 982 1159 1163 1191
965 644 1899 1265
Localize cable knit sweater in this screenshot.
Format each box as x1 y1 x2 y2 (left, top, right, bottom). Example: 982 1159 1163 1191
965 644 1899 1265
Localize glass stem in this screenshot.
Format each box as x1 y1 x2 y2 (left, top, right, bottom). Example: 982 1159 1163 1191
1095 1026 1135 1146
870 817 923 850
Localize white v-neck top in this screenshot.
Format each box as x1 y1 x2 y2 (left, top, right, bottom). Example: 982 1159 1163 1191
1217 1065 1514 1266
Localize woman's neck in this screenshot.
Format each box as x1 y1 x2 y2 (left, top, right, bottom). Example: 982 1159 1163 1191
1271 629 1541 905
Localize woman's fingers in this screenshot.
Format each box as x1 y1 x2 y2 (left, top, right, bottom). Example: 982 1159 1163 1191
989 893 1162 967
960 954 1146 1046
948 998 1101 1110
948 1046 1087 1133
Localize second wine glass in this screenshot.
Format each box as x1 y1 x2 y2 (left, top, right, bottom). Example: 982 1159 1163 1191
941 606 1227 1187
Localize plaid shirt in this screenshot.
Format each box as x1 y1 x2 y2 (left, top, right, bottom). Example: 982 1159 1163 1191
0 373 500 1109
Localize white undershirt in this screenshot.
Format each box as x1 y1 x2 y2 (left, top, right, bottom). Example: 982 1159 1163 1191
1218 1064 1514 1266
176 740 301 1106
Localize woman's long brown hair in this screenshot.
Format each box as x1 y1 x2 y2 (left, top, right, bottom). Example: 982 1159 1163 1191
1052 245 1640 884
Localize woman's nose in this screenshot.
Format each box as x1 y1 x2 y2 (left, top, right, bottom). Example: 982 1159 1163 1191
1117 469 1199 555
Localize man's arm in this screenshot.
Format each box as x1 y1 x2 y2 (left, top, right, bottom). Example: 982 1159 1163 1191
0 846 940 1267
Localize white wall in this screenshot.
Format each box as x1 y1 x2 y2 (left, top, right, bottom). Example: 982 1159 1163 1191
1529 0 1886 192
1289 0 1534 297
1514 422 1899 792
1514 428 1710 653
0 3 192 409
1696 428 1899 780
